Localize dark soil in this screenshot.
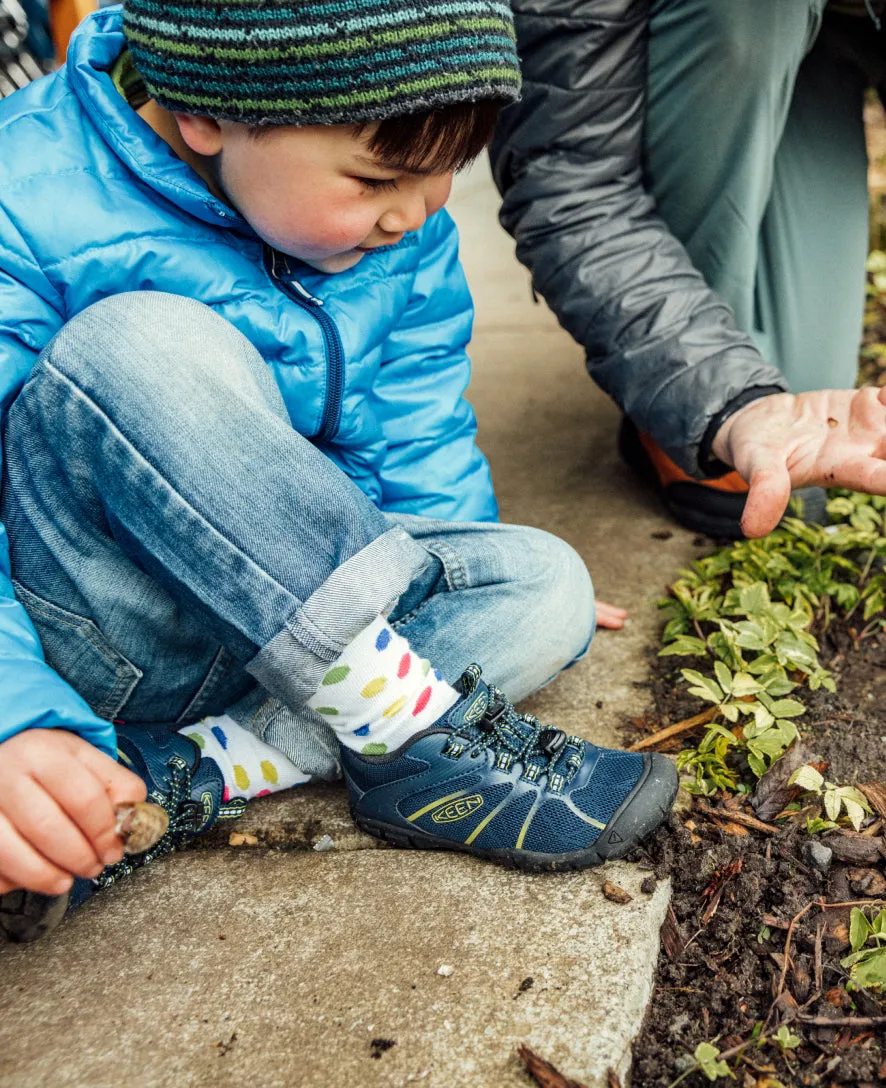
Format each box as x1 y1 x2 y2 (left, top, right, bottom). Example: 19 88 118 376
627 624 886 1088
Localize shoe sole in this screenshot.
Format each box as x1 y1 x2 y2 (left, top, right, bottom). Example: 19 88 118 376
618 418 828 539
0 889 70 944
352 753 678 873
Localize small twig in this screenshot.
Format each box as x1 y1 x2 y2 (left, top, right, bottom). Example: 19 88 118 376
767 900 820 1028
694 801 778 836
821 899 886 909
797 1015 886 1028
814 918 823 993
628 706 719 752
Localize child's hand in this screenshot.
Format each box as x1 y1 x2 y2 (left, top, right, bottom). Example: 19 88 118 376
596 601 627 630
0 729 146 897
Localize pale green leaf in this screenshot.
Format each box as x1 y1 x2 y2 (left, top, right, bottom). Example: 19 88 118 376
788 765 824 793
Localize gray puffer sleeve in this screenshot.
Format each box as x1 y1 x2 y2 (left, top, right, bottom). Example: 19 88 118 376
489 0 788 476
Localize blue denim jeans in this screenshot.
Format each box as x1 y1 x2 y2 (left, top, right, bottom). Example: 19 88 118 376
1 292 595 779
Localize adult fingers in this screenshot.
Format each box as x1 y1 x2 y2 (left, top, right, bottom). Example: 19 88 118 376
0 876 17 895
741 460 793 539
32 758 130 868
0 811 73 897
6 776 104 880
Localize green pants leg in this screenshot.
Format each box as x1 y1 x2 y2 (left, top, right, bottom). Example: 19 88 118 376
644 0 870 392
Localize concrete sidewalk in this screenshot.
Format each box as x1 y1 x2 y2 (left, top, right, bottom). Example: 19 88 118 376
0 165 702 1088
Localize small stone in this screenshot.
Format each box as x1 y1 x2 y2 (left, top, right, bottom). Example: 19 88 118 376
437 964 454 977
640 876 657 895
312 834 335 852
803 840 833 874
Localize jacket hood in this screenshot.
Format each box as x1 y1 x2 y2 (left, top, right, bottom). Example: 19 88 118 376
66 6 250 234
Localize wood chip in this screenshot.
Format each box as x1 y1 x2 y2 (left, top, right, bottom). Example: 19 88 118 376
660 904 686 960
846 867 886 896
228 831 259 847
602 880 632 905
694 801 778 835
606 1070 622 1088
823 830 885 864
859 783 886 821
517 1044 591 1088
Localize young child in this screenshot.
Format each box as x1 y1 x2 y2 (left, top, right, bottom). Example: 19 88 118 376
0 0 676 942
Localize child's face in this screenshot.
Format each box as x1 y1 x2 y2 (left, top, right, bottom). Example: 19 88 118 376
176 116 454 273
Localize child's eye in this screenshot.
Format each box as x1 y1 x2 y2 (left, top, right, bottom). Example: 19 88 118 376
356 177 398 193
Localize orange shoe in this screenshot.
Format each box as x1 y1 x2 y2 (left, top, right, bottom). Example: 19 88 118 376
618 418 826 539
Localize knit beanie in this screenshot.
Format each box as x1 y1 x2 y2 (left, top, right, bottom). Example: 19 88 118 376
122 0 521 127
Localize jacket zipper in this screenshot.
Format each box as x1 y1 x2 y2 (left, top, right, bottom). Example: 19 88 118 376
263 245 346 442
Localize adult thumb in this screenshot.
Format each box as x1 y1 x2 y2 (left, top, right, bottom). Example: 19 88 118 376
740 459 793 539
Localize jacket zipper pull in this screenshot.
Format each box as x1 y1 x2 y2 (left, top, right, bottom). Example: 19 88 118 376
287 277 325 307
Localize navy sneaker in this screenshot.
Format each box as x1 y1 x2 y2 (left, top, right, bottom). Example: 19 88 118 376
0 724 246 943
341 665 678 872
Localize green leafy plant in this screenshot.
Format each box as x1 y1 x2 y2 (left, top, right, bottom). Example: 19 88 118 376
694 1042 733 1082
787 764 872 831
841 907 886 991
772 1025 801 1051
658 492 886 799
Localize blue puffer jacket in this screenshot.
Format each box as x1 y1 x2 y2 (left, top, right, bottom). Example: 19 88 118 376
0 8 497 756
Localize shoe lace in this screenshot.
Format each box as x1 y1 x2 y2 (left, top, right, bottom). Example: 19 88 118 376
444 668 586 790
94 755 246 890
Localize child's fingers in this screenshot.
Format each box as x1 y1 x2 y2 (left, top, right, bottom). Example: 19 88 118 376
596 601 627 630
0 876 16 895
75 742 148 807
5 776 104 880
0 811 73 897
32 760 128 868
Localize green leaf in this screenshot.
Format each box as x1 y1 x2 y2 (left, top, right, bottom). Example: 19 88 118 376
850 908 874 953
694 1042 733 1082
681 669 724 705
738 582 770 616
659 636 709 657
824 789 841 822
847 946 886 990
714 660 733 693
788 765 824 793
729 672 762 697
766 698 805 718
774 1025 801 1050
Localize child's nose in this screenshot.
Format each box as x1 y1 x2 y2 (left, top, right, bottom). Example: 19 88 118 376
379 192 427 236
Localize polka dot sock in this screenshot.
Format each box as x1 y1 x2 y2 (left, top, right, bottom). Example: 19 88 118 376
307 617 458 756
180 715 312 802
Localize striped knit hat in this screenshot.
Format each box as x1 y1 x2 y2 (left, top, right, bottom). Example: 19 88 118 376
122 0 521 127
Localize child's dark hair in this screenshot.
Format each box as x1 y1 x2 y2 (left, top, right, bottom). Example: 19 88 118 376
249 99 503 174
362 99 504 173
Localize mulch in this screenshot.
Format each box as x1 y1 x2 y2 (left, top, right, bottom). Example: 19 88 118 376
625 622 886 1087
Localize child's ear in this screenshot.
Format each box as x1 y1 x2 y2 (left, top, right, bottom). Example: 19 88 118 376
174 113 224 156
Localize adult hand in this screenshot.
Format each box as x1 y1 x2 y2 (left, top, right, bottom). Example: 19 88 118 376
712 388 886 539
0 730 146 896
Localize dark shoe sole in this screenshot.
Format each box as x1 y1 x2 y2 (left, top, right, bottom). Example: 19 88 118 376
0 889 70 944
618 417 828 539
352 753 678 873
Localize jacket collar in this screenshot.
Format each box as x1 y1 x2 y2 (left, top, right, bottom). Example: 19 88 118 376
65 7 251 233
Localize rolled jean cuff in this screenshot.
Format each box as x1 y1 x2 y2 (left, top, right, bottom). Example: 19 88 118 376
246 525 432 707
